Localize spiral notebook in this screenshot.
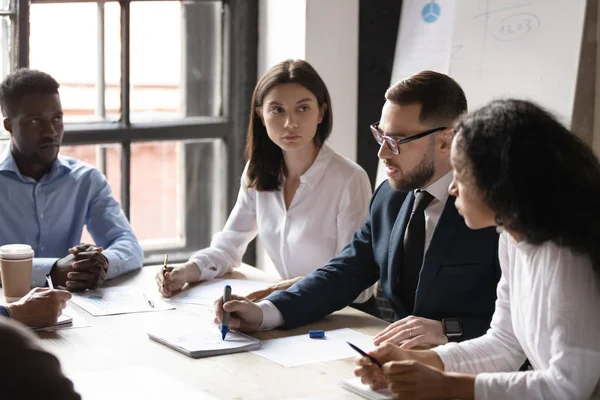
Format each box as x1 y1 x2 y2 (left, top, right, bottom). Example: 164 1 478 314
147 325 261 358
340 378 393 400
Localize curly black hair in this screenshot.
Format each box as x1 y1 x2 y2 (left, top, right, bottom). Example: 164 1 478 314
454 99 600 273
0 68 59 118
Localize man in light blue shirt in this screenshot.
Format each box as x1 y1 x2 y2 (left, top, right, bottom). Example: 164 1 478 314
0 69 143 290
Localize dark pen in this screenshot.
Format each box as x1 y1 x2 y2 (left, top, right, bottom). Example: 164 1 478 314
162 254 169 276
347 342 383 368
161 254 169 289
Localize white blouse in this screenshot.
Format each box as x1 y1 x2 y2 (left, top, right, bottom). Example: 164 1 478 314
188 145 374 300
434 232 600 399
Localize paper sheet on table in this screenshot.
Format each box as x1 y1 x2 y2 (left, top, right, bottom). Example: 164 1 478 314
32 307 90 331
165 278 274 305
251 328 376 367
71 365 220 400
70 287 174 316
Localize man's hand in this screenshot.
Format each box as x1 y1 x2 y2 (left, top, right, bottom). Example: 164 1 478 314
214 294 263 332
51 243 108 291
155 262 200 297
373 316 448 349
6 288 72 328
246 277 303 302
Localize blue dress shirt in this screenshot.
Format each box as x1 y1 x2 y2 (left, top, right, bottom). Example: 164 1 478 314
0 149 143 287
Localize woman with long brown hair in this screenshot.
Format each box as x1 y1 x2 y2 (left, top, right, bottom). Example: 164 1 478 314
157 59 374 304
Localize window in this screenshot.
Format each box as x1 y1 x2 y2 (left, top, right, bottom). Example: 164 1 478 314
3 0 258 265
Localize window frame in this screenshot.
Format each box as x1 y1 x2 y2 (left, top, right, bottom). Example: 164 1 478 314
14 0 258 265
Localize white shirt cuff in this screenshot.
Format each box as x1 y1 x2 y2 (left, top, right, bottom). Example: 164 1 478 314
257 300 284 330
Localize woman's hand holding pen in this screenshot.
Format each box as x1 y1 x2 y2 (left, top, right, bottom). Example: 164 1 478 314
354 343 459 399
155 261 200 297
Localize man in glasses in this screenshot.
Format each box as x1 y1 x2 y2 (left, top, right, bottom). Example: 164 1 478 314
214 71 500 349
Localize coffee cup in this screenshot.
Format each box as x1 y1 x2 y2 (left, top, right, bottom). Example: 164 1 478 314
0 244 34 302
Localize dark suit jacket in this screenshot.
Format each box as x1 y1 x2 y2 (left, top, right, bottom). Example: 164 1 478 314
265 181 501 341
0 317 81 399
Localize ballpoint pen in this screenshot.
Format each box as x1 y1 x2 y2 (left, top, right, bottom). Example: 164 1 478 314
46 274 55 290
221 285 231 340
347 342 383 368
161 254 169 289
143 293 155 308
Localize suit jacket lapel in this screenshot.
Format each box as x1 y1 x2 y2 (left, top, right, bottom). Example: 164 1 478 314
386 191 414 315
414 196 461 313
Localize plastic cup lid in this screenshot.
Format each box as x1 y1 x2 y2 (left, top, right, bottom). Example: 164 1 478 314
0 244 35 259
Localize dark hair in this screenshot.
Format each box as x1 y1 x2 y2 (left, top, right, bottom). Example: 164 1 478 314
454 99 600 273
0 69 60 118
385 70 467 126
245 59 333 191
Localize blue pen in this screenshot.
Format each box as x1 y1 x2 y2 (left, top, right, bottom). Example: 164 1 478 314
221 285 232 340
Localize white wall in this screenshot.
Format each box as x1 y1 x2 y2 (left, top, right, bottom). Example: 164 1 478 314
257 0 359 162
256 0 360 274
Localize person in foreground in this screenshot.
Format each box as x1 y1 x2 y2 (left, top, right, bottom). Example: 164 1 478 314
157 59 374 303
354 99 600 399
0 69 143 291
0 317 81 399
214 71 500 348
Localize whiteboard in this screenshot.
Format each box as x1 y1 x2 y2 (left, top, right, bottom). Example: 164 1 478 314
378 0 587 187
392 0 586 123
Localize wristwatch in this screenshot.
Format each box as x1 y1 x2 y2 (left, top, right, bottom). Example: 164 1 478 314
442 317 463 338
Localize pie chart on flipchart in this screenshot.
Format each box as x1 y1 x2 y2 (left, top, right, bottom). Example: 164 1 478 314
421 1 441 23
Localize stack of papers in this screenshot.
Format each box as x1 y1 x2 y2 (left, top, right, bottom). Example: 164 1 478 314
70 287 174 316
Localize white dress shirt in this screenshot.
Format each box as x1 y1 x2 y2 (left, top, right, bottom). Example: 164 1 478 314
259 170 455 329
422 171 453 253
434 232 600 399
189 144 374 297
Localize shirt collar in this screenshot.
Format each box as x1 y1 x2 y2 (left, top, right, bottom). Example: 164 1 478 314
418 170 453 204
0 146 73 182
298 144 335 187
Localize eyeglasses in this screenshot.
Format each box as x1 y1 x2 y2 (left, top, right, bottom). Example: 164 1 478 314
370 121 447 155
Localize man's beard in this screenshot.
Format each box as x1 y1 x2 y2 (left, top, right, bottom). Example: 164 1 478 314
388 152 435 192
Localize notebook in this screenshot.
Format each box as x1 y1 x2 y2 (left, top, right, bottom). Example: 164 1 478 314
147 324 261 358
32 313 73 331
339 378 393 400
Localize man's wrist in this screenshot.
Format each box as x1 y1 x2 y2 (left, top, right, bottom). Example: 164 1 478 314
445 372 475 400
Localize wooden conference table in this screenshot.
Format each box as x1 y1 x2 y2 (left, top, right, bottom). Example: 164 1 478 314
6 265 390 400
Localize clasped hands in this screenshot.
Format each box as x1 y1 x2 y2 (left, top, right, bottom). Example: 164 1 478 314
51 243 108 291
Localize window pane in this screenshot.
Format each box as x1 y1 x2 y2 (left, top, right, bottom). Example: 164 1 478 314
59 144 122 244
129 1 223 122
130 141 183 248
29 3 121 123
130 139 226 259
0 0 9 11
0 16 12 138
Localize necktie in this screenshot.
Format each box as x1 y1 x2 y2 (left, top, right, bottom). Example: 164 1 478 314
399 190 434 313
